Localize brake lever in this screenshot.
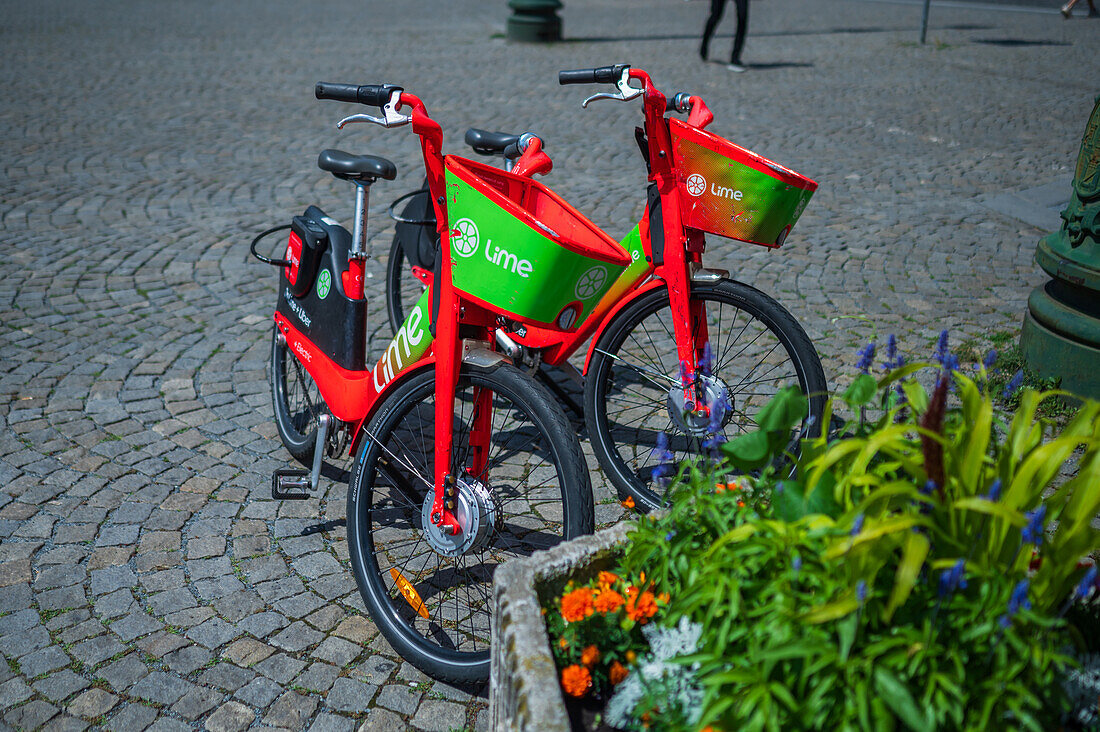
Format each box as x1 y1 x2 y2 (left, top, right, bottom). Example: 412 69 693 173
337 91 411 129
581 67 643 108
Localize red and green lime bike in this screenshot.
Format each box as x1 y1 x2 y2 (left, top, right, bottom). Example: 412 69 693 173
253 82 629 682
385 65 828 513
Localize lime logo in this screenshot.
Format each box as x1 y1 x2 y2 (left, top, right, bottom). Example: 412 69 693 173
451 218 480 258
574 266 607 300
686 173 707 197
316 269 331 299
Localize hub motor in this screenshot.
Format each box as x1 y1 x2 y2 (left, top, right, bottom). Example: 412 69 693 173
420 474 499 557
666 374 732 436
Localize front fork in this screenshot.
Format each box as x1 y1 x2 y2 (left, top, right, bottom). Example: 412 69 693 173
656 179 711 413
428 275 495 536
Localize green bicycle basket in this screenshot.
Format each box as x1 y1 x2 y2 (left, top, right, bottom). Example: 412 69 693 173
443 156 631 331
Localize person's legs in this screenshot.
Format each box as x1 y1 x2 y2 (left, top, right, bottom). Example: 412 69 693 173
700 0 726 60
730 0 749 65
1061 0 1079 17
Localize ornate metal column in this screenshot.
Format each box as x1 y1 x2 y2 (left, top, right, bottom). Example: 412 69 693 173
1021 96 1100 400
506 0 562 43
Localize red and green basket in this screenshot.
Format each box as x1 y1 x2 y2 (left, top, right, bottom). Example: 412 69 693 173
670 118 817 249
443 156 631 331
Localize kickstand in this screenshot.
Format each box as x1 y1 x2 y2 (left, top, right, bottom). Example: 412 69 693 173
272 414 332 499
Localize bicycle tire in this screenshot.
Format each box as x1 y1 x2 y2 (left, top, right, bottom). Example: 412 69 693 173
270 327 326 464
385 235 428 335
386 184 436 334
347 363 593 683
584 280 826 512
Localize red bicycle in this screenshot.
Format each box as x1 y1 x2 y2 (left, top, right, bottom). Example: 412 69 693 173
254 82 620 682
386 65 828 513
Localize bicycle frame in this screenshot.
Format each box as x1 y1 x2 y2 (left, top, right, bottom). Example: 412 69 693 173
274 91 519 537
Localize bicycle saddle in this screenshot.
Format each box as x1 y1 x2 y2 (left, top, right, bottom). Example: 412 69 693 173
317 149 397 181
464 128 522 156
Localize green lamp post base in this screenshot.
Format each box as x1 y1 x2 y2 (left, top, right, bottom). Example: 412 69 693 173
1021 309 1100 402
1021 96 1100 400
507 0 562 42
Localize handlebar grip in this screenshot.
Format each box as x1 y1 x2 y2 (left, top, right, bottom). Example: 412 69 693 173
315 82 402 106
315 82 361 103
558 64 628 85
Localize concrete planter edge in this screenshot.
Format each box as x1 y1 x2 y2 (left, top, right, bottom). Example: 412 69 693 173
489 521 636 731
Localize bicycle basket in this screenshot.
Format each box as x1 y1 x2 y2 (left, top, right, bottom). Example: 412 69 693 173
670 118 817 248
443 156 631 331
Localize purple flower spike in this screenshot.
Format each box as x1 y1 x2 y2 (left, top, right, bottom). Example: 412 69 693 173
699 342 714 377
1075 566 1098 600
652 431 673 462
856 342 876 374
1007 579 1032 615
1003 370 1024 400
679 360 692 387
856 580 868 605
1021 504 1047 546
983 349 998 370
850 513 865 536
934 330 949 364
938 559 967 598
942 353 960 375
984 479 1002 502
885 334 898 365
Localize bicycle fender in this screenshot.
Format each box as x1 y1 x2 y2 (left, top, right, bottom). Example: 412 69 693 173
582 277 669 375
348 358 438 457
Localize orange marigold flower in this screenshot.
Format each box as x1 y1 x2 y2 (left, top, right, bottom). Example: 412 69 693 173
621 496 635 510
561 664 592 697
560 588 595 623
598 570 619 587
581 644 600 667
737 500 745 508
626 589 659 623
609 661 628 685
626 650 637 664
593 588 625 614
657 592 670 604
558 636 569 650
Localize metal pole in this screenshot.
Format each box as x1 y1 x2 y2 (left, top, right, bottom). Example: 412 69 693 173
920 0 931 44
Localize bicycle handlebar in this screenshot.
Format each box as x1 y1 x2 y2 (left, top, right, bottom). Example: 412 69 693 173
315 82 403 107
558 65 629 85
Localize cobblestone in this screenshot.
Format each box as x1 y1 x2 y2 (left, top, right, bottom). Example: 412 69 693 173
2 0 1095 729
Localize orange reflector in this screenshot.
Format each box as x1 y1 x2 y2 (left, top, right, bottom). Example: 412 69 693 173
390 568 430 620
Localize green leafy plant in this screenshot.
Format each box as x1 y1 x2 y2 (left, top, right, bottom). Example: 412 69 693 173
610 333 1100 730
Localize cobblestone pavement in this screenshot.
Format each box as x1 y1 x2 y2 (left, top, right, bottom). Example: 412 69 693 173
1 0 1097 729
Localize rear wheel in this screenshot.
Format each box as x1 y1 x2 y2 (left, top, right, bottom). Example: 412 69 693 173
271 328 326 464
386 185 436 334
347 364 592 683
385 236 429 335
584 280 826 512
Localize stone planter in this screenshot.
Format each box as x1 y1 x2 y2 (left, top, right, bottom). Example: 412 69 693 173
489 521 634 731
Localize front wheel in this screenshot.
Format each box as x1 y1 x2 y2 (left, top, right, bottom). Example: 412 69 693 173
347 364 592 684
584 280 826 512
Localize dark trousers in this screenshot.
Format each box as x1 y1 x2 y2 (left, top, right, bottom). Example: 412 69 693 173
701 0 749 64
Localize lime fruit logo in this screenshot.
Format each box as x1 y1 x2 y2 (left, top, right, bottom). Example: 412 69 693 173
316 269 331 299
451 218 480 258
574 266 607 300
686 173 707 197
